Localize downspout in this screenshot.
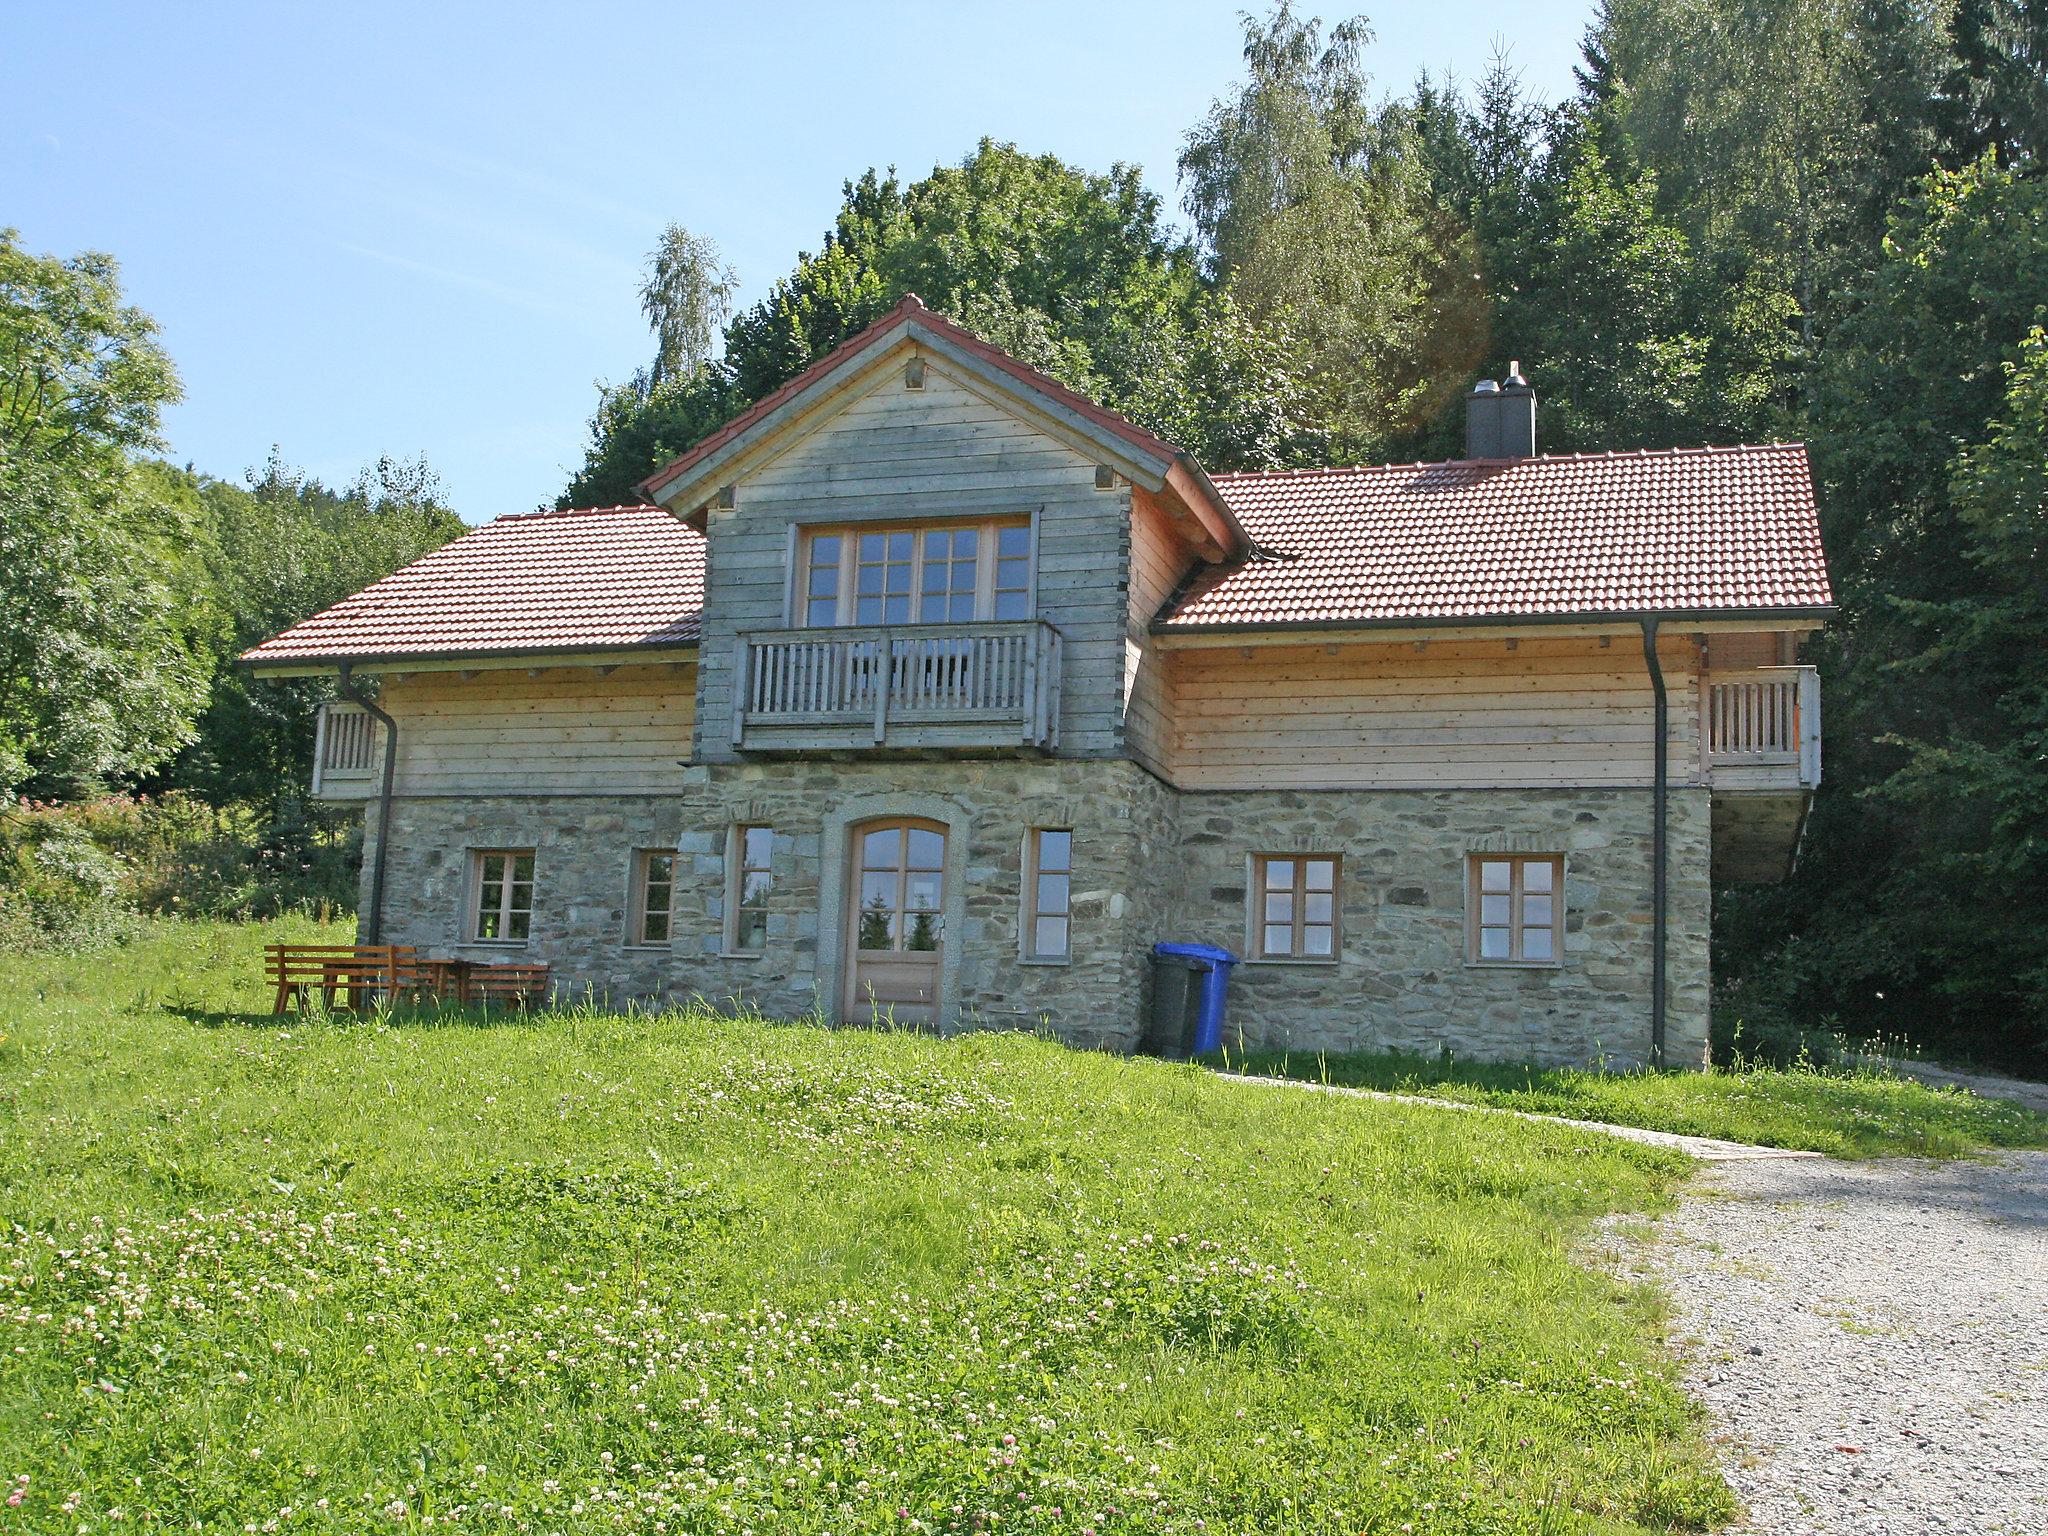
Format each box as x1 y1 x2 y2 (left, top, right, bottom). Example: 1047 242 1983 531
336 664 398 945
1639 619 1668 1070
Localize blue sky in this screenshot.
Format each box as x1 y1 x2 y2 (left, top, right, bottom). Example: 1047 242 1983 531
7 1 1595 519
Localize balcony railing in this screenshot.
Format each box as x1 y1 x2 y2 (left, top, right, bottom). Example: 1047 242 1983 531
311 700 381 797
1705 666 1820 787
733 620 1062 751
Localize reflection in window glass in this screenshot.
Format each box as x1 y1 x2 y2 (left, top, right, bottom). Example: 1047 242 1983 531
857 822 947 954
800 520 1031 626
730 826 773 952
635 850 674 945
473 851 535 943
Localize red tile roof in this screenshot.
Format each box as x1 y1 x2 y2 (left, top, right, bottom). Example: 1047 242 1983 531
637 292 1182 501
240 505 706 665
1161 444 1832 629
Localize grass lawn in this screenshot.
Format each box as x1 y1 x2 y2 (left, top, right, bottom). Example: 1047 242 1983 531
1201 1046 2048 1160
0 919 1738 1534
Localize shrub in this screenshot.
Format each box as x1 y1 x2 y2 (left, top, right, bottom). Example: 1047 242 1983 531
0 792 357 950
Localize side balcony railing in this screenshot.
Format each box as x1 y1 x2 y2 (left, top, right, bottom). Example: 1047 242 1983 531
733 620 1062 751
1704 665 1820 788
311 700 381 798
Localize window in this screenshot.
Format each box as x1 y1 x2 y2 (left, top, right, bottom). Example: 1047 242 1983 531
470 850 534 944
1251 855 1339 960
726 825 774 954
797 518 1032 626
1469 855 1563 965
1024 828 1072 961
630 849 675 947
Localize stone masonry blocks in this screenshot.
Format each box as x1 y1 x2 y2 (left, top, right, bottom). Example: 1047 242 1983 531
362 764 1708 1068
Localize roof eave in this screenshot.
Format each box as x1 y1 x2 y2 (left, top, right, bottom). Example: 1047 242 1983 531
1151 604 1836 642
239 639 702 678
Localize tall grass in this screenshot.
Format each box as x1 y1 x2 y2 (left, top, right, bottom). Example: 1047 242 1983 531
0 919 1735 1534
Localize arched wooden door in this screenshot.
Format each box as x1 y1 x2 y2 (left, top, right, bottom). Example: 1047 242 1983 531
845 818 946 1024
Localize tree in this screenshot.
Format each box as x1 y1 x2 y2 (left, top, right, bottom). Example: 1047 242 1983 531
1180 5 1482 457
642 224 737 389
1722 159 2048 1068
563 141 1320 507
162 451 464 811
0 229 210 796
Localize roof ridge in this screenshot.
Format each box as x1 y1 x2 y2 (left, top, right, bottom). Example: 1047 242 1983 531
1211 441 1808 483
495 502 665 523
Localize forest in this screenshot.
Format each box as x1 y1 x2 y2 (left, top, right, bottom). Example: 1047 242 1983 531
3 0 2044 1069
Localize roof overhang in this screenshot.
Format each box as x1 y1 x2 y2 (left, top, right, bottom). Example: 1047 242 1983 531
240 642 700 679
1150 606 1835 648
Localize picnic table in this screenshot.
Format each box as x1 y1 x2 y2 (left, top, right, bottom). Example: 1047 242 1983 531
265 944 414 1014
265 945 553 1013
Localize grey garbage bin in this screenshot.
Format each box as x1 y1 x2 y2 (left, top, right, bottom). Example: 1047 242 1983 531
1144 949 1207 1058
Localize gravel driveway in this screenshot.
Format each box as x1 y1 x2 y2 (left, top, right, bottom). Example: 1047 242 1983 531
1619 1151 2048 1535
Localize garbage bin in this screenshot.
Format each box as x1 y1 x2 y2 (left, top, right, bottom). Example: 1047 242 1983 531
1148 941 1238 1057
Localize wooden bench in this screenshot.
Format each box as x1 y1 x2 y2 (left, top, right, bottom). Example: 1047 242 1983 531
466 963 551 1009
265 944 415 1014
385 958 552 1009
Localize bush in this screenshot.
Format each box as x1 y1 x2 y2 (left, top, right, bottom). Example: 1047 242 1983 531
1710 976 1843 1068
0 792 357 951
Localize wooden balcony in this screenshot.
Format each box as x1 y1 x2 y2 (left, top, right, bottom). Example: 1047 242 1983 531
1704 666 1821 789
1706 666 1820 883
311 700 381 799
732 620 1062 754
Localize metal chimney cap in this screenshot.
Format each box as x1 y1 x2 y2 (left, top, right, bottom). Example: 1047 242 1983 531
1503 360 1531 390
1470 378 1501 395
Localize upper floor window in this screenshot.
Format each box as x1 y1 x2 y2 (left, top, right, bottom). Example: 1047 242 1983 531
799 518 1031 627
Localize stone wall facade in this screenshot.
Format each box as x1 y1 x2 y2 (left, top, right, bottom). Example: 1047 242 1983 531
360 765 1708 1068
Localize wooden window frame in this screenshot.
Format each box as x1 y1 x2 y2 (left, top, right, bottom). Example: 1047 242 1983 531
792 516 1035 628
1247 854 1341 963
1021 827 1073 964
723 824 774 956
627 848 676 949
1466 854 1565 967
468 848 535 946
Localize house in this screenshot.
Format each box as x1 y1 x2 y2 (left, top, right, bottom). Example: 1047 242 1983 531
243 295 1832 1068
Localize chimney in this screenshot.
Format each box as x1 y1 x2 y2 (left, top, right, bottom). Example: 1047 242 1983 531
1465 362 1537 459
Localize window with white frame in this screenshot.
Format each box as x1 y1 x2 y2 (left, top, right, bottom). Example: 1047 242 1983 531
1468 854 1563 964
1024 828 1072 960
1250 855 1339 960
629 849 675 947
470 850 534 944
798 519 1031 627
726 825 774 954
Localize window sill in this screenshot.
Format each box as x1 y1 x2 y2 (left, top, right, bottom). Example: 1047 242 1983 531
461 940 530 950
1465 958 1564 971
623 942 671 953
719 949 766 961
1244 955 1341 967
1017 955 1071 968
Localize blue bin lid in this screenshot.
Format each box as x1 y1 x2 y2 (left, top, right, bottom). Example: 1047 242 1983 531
1155 941 1238 966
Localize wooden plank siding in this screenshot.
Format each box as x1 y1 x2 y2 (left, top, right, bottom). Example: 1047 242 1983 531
1123 487 1196 778
1162 635 1705 790
379 663 696 794
692 360 1132 760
